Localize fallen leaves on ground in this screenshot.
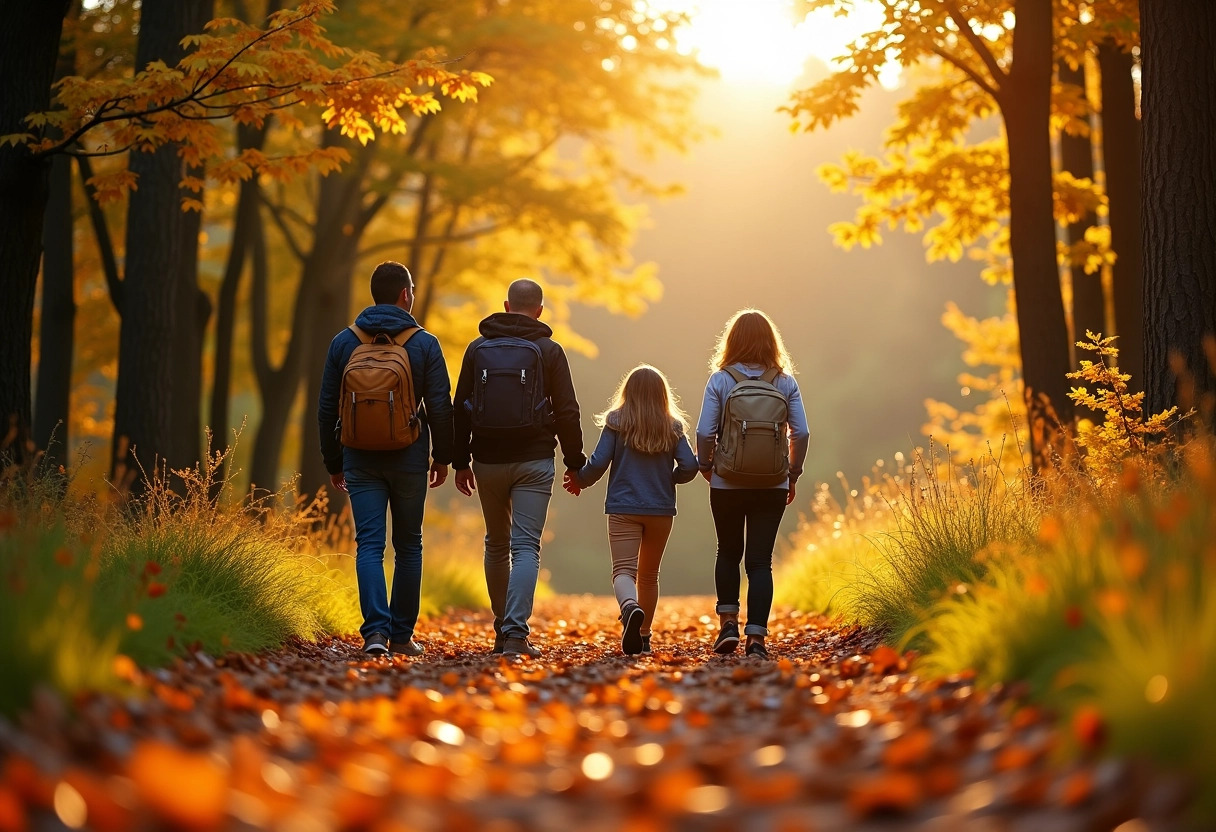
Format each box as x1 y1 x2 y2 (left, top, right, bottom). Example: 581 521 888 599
0 597 1157 830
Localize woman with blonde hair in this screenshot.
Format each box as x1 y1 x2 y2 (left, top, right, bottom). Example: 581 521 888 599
696 310 810 659
565 365 699 654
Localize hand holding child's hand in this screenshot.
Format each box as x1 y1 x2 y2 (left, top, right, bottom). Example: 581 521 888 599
562 470 581 496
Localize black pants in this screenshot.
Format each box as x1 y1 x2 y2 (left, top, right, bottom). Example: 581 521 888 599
710 487 788 635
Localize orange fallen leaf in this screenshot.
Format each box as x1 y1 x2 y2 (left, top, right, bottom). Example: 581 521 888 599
847 772 923 817
129 741 227 831
0 785 26 832
882 728 934 768
126 613 143 631
869 645 901 675
1059 770 1093 807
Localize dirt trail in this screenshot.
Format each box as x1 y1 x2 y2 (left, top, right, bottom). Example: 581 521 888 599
1 597 1152 831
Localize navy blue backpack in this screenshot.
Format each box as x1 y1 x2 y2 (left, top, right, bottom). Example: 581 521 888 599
469 337 551 434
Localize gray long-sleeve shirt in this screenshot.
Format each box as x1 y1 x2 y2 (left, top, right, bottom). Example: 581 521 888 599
695 362 810 490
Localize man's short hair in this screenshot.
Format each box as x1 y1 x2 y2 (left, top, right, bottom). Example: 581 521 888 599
507 278 543 313
371 261 414 305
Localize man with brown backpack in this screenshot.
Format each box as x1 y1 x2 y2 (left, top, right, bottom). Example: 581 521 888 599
318 261 453 657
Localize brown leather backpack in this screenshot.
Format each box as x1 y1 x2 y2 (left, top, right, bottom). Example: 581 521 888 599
338 325 421 451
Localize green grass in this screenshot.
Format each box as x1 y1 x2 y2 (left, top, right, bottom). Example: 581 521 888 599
0 450 493 716
777 449 1037 643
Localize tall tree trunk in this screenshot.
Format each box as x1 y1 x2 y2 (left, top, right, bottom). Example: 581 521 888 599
298 246 358 502
1005 0 1074 468
1141 0 1216 419
0 0 71 464
111 0 214 488
34 11 80 472
34 154 75 471
248 136 367 495
209 123 267 468
1099 42 1145 387
1058 61 1105 356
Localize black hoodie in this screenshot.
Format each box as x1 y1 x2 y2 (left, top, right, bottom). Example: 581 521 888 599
452 312 586 470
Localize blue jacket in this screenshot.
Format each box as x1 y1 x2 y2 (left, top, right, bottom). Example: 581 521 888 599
695 362 810 490
318 305 453 475
575 416 700 516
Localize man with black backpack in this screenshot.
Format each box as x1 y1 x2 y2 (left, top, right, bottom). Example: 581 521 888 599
453 279 586 657
318 261 453 658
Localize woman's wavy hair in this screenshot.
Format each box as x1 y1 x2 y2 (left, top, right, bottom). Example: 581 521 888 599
710 308 794 374
595 364 689 455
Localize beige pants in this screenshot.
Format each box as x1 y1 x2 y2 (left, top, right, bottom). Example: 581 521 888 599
607 514 674 636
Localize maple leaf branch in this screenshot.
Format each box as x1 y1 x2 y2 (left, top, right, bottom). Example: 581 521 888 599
928 45 1002 103
75 153 124 313
64 142 138 158
944 1 1007 93
189 9 314 97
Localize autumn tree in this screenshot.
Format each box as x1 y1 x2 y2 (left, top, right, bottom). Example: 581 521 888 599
1141 0 1216 419
786 0 1138 469
223 0 701 496
6 0 490 485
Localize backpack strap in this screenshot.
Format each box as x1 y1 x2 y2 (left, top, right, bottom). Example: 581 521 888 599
392 326 422 347
759 367 780 384
348 324 422 346
724 367 746 384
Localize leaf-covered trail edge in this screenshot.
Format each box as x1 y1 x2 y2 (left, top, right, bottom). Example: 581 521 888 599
0 597 1169 831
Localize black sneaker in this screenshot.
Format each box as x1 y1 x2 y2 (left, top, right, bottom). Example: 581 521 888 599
390 639 424 657
713 620 740 654
363 632 389 655
745 638 769 660
491 634 505 655
502 637 541 657
621 603 645 655
640 635 652 654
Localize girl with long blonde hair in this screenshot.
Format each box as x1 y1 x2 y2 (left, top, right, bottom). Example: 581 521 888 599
565 365 699 654
696 310 810 659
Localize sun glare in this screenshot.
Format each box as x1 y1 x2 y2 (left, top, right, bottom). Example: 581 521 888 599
656 0 900 89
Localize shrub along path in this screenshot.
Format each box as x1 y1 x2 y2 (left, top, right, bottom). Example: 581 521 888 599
1 597 1166 831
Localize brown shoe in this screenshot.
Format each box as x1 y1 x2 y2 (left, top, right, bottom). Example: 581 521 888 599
390 639 424 657
502 637 541 657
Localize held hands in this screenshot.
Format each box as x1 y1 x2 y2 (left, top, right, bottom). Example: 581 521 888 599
429 463 448 489
562 469 581 496
455 468 476 496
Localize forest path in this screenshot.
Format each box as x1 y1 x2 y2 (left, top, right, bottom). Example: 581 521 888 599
3 597 1143 831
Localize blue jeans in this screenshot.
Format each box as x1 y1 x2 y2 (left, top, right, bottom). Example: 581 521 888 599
345 467 428 642
473 458 554 639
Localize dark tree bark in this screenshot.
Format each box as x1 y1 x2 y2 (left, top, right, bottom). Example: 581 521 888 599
111 0 214 487
297 247 359 501
0 0 72 463
34 154 75 470
1005 0 1075 466
248 134 367 495
34 4 83 473
208 125 266 466
1142 0 1216 419
1099 42 1144 387
1058 61 1106 356
209 0 281 480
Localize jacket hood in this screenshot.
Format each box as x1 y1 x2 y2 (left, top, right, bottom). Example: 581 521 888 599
479 311 553 341
354 305 420 334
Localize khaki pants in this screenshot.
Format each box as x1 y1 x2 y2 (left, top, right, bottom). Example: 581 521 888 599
607 514 674 636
